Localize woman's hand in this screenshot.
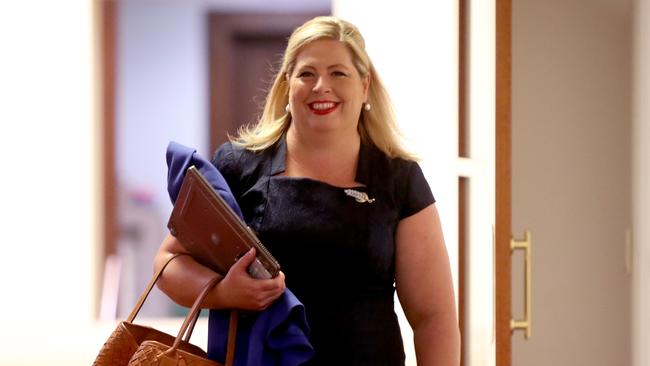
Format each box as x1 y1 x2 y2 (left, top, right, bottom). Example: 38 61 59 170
155 234 285 311
214 247 286 311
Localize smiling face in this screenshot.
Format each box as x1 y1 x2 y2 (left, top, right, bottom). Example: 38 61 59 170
287 39 370 138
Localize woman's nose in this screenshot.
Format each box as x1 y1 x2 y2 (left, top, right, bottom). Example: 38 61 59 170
312 76 331 93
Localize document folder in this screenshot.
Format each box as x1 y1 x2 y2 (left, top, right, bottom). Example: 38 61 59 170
168 166 280 279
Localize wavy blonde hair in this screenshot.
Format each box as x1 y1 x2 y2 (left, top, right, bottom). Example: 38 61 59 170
232 16 415 160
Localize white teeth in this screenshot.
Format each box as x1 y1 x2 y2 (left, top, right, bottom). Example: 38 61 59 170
311 102 335 110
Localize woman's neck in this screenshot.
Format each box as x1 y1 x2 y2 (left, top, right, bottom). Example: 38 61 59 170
284 126 362 186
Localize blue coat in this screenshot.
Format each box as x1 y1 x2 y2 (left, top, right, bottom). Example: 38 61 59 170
166 141 313 366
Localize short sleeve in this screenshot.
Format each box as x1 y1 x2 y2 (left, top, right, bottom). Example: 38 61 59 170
399 161 436 219
211 142 242 195
211 142 234 172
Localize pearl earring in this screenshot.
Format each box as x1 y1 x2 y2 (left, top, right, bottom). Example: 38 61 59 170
285 104 290 113
363 102 371 112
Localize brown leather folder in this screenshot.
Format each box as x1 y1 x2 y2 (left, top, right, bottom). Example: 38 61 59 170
167 166 280 279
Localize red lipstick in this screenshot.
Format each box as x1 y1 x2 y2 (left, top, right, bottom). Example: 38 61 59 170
309 101 338 115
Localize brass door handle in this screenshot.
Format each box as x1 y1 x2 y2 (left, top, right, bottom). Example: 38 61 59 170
511 230 532 339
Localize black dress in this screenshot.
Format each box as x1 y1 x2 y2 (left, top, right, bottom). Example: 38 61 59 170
211 136 435 365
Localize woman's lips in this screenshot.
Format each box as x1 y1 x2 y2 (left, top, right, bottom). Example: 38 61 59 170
309 101 338 115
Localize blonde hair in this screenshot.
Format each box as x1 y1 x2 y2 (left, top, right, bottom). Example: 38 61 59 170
232 16 415 160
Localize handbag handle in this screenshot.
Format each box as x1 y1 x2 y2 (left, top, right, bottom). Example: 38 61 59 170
162 275 238 366
126 253 186 322
125 253 202 343
125 253 237 364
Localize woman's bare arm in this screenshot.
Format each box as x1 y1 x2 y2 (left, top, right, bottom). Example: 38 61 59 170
395 204 460 366
154 233 286 310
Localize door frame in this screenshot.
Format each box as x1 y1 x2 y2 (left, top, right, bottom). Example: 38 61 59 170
100 0 117 319
495 0 512 364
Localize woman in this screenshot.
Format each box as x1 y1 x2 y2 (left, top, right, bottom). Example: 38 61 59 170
155 16 460 365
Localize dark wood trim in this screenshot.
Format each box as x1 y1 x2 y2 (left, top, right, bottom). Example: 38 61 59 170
98 0 118 318
459 0 468 158
102 0 117 259
495 0 512 364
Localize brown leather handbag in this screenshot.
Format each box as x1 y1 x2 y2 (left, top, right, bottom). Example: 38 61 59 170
93 254 237 366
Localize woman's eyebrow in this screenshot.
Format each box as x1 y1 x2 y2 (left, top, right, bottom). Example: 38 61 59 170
328 63 350 70
296 62 350 70
296 64 315 69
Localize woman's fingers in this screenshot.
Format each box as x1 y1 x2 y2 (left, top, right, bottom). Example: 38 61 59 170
248 271 286 310
253 271 286 291
248 272 286 297
230 247 257 273
216 252 286 310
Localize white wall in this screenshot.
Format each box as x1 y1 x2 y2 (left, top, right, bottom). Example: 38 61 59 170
118 1 209 211
633 0 650 365
0 0 103 364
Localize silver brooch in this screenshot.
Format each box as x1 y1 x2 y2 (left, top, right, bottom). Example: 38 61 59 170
344 189 375 203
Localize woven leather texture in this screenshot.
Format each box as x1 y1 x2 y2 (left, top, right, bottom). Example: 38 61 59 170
93 322 139 366
127 340 221 366
91 242 233 366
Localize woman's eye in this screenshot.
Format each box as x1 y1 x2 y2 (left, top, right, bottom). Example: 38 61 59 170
298 71 314 78
332 71 347 77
